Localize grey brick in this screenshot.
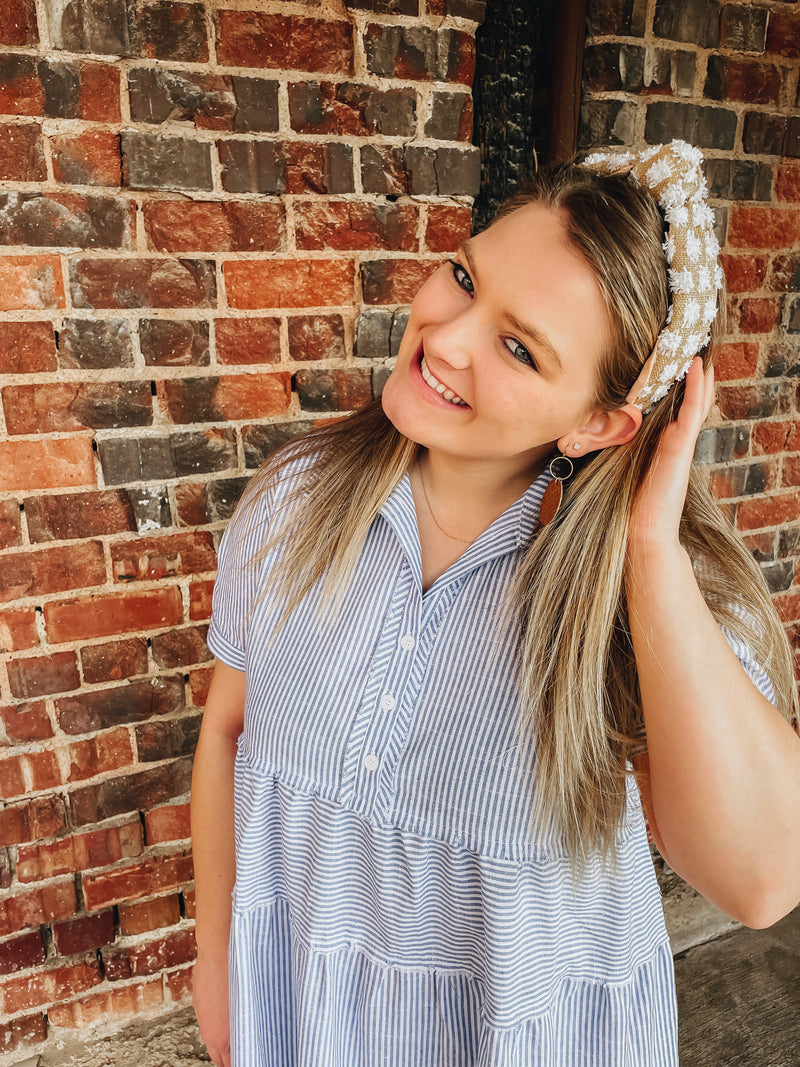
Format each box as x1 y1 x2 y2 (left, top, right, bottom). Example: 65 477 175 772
121 131 213 192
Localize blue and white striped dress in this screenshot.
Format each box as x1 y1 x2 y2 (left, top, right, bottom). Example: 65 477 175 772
208 462 773 1067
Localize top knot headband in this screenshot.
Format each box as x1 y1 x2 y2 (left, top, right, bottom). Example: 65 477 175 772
581 140 724 412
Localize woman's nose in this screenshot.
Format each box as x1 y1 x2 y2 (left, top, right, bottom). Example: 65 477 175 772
425 311 482 370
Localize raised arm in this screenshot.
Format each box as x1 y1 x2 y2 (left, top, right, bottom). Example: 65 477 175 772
191 660 246 1067
626 358 800 928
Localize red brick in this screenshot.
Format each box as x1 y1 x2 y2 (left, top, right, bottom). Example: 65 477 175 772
0 255 65 310
425 204 472 253
48 977 163 1027
0 499 21 551
0 122 45 180
182 887 196 919
783 456 800 487
0 795 66 849
0 930 45 976
188 665 213 707
216 11 353 74
82 851 193 910
188 579 214 621
144 200 284 253
362 258 440 304
1 700 52 742
709 57 781 105
736 492 800 531
57 675 183 735
0 880 76 937
225 258 354 309
80 637 148 684
719 253 767 295
775 162 800 203
0 755 26 799
25 490 136 542
0 957 102 1015
714 342 760 381
295 201 418 252
776 592 800 625
66 728 135 782
51 130 121 186
2 381 152 435
727 207 800 251
70 758 193 827
70 258 215 309
0 542 106 603
45 587 183 643
288 315 346 362
0 0 38 45
0 438 95 493
767 8 800 57
0 55 43 116
53 910 115 957
160 374 292 423
215 317 281 364
145 802 191 846
17 821 143 883
104 928 195 981
0 320 56 373
734 297 778 334
151 626 209 669
296 368 372 412
118 893 181 936
743 531 775 561
768 253 800 293
0 607 38 653
716 383 786 421
0 1011 47 1054
111 531 216 583
7 650 79 699
77 60 121 122
167 963 194 1002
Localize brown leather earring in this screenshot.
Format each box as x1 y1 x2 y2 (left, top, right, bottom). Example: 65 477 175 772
539 453 574 526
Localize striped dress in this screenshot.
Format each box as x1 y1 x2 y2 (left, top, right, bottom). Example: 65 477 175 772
207 462 773 1067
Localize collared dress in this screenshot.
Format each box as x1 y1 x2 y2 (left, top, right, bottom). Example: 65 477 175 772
207 464 773 1067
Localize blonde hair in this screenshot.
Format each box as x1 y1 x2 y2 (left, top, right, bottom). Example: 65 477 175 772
237 163 798 863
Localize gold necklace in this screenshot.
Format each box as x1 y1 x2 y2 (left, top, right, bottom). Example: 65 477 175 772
416 464 474 545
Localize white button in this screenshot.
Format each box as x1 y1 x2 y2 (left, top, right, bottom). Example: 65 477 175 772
399 634 415 651
363 753 379 772
380 693 396 711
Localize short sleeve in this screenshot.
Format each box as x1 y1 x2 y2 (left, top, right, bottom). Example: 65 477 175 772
207 483 273 672
720 625 776 705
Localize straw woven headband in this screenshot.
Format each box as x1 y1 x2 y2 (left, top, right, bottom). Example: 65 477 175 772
581 140 724 412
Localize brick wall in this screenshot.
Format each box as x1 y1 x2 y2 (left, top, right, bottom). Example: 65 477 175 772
581 0 800 672
0 0 482 1059
1 0 799 1060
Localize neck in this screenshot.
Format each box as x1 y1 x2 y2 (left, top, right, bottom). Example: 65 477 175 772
421 447 550 515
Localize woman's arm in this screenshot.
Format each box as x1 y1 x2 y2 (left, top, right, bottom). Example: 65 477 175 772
191 660 246 1067
626 358 800 928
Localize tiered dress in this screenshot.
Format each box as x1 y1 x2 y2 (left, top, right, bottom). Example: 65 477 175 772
208 464 772 1067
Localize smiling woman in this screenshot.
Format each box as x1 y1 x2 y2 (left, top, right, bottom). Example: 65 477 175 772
190 143 800 1067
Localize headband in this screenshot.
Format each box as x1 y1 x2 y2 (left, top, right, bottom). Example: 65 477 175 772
580 140 724 412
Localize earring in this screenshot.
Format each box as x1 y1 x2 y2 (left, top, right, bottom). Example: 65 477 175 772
539 452 574 526
572 442 582 451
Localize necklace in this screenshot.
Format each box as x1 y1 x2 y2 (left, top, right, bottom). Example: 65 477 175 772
416 463 474 545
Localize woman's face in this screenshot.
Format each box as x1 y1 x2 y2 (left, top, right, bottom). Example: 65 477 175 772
381 201 615 480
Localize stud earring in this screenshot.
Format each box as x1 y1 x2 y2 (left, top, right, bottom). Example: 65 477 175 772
539 452 574 526
572 442 582 451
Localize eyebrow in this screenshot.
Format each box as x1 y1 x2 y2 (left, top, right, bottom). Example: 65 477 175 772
460 239 565 372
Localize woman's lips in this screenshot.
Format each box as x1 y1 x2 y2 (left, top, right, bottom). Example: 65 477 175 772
419 354 469 406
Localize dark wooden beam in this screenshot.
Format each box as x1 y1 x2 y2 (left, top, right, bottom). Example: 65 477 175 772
546 0 588 162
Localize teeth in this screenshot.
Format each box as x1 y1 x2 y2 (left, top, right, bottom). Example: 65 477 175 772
420 356 467 406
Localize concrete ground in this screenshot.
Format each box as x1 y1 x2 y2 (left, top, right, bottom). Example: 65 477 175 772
11 905 800 1066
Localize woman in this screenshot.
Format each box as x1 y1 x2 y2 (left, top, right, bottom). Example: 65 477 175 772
191 142 800 1067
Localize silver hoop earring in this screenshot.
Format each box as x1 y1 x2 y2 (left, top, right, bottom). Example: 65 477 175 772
539 453 574 526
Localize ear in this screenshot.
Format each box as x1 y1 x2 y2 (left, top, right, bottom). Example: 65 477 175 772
557 403 642 457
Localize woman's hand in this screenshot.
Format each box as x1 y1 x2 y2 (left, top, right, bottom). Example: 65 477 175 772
193 951 231 1067
628 356 715 554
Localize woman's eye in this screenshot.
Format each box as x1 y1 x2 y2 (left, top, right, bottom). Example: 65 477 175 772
505 338 536 368
450 261 474 294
